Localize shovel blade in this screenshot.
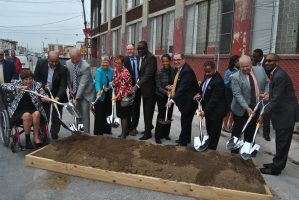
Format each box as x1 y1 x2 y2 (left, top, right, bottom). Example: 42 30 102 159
106 115 120 128
226 136 244 150
194 136 209 152
240 142 260 160
65 103 81 119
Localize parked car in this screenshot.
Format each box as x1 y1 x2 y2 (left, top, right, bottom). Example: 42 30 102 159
17 55 30 70
59 56 70 67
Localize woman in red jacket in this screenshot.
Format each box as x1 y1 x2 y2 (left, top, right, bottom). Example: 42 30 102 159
112 55 133 139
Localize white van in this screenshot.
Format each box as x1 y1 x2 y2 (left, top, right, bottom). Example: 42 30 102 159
17 55 30 70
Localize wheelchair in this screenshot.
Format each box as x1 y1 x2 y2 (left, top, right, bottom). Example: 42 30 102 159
0 89 50 153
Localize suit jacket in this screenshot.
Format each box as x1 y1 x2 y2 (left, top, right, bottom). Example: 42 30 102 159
136 51 157 98
94 66 113 101
199 72 227 120
1 80 47 120
264 67 298 130
2 60 18 83
172 63 199 113
34 59 68 103
231 66 269 116
124 56 140 86
66 59 95 102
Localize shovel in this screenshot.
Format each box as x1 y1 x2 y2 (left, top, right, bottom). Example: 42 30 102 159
158 89 172 125
90 87 104 116
106 87 120 128
226 100 263 151
240 101 269 160
194 102 209 152
22 89 82 134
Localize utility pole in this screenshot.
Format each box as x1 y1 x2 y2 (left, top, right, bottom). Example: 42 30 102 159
81 0 88 60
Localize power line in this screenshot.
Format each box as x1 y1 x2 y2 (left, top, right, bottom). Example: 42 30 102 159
0 27 83 31
0 15 82 28
0 31 83 36
0 0 77 3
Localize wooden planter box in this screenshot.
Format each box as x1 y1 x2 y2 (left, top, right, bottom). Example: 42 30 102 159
26 136 272 200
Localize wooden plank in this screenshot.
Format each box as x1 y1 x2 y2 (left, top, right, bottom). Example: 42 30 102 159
26 154 272 200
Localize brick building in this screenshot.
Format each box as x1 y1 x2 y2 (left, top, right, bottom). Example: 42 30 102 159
90 0 299 98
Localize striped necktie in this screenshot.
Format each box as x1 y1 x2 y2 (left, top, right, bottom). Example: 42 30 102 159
72 64 78 93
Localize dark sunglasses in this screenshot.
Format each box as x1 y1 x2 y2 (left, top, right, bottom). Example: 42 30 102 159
265 59 277 62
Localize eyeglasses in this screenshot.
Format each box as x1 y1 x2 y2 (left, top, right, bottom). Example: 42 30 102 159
265 59 277 63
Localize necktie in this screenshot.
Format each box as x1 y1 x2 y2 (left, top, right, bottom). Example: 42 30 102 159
72 64 78 93
171 69 180 97
248 73 256 108
131 58 136 81
0 64 4 83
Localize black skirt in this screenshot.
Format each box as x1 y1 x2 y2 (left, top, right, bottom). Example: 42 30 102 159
116 100 132 119
11 93 37 124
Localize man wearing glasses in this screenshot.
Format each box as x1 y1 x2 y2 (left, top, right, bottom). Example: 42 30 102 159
259 53 299 175
34 51 68 140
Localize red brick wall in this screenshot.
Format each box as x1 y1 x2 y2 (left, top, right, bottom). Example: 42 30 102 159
156 55 299 99
279 56 299 99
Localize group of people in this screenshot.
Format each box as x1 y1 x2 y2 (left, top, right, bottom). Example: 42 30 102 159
1 44 298 176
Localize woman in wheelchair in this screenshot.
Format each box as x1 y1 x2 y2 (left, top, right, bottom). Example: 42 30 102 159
0 70 48 149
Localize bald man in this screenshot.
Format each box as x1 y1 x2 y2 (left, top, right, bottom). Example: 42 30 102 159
34 51 68 140
66 49 95 134
230 55 269 153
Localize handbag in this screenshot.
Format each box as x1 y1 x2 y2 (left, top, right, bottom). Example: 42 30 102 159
121 92 135 107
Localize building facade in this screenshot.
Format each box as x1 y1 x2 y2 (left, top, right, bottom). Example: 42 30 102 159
0 39 18 51
90 0 299 97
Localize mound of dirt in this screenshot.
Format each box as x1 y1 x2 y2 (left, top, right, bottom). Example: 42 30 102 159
33 134 266 194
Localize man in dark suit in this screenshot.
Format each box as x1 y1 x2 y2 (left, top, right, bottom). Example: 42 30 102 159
124 44 141 136
196 61 227 150
166 53 199 146
259 53 298 176
34 51 68 139
0 49 18 83
252 48 271 141
133 41 157 140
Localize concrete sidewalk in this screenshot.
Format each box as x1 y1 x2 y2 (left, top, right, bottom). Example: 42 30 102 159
0 103 298 200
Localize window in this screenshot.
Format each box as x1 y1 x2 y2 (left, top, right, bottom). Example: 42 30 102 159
251 0 276 54
111 29 121 56
219 0 234 54
101 0 107 24
100 34 107 55
148 11 174 54
126 21 142 46
92 3 98 29
184 0 233 55
127 0 143 10
112 0 122 18
275 0 299 54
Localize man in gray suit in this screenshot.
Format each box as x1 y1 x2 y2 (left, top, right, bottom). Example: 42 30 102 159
230 55 269 153
259 53 298 175
66 49 95 133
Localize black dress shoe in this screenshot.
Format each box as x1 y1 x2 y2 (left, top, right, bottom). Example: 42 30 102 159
34 142 44 148
139 135 152 140
51 134 58 140
260 167 281 176
263 136 271 141
164 136 171 140
155 139 162 144
176 143 187 147
263 163 275 168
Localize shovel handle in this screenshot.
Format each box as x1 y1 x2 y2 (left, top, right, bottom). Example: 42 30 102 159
47 88 61 119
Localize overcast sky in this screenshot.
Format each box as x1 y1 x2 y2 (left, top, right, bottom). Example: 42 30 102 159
0 0 90 52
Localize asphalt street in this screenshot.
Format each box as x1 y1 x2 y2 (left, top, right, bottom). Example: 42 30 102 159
0 103 299 200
